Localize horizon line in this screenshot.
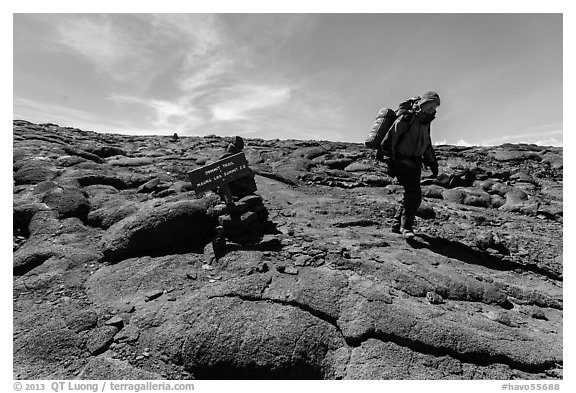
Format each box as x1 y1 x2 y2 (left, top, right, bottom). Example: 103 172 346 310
12 118 564 148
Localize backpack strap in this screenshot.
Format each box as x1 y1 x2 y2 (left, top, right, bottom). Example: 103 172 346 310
390 111 417 161
399 110 416 125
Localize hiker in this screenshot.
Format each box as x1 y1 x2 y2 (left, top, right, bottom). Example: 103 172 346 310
387 91 441 239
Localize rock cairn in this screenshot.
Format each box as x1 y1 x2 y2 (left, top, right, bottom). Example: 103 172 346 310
202 194 279 264
217 194 272 241
202 137 280 263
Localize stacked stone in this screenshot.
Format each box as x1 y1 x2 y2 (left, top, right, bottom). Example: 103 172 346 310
216 194 273 244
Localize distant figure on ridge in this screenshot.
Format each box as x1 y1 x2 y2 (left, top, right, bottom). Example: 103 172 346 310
383 91 441 239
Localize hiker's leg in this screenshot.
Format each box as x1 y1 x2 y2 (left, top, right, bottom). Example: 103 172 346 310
392 205 403 233
401 168 422 230
393 166 410 232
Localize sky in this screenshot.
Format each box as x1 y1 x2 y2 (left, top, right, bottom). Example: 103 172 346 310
13 13 563 146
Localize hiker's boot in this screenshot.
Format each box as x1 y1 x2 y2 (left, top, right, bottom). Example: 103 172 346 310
401 215 416 239
392 207 403 234
401 228 415 239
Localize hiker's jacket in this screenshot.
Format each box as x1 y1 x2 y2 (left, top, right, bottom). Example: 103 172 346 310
390 113 437 168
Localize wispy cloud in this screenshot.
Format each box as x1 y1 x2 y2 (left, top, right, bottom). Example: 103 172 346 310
146 14 224 63
210 84 291 121
109 82 295 134
530 137 563 147
28 14 228 90
15 14 348 140
99 15 337 138
178 58 232 93
14 97 142 133
434 126 563 147
51 15 152 83
108 93 204 131
480 126 563 146
456 139 474 147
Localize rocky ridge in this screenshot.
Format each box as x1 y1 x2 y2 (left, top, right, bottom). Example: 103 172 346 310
13 120 562 380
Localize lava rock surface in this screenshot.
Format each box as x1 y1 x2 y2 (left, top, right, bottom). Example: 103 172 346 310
13 120 562 380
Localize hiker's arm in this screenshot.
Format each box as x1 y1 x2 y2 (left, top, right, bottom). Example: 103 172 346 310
423 136 438 177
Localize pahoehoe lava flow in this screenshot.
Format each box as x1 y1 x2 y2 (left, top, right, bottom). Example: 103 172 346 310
13 120 562 380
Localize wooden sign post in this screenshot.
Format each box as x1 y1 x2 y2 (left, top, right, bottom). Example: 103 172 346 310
188 152 252 205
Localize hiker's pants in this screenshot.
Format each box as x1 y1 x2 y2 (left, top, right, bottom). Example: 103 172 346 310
393 161 422 230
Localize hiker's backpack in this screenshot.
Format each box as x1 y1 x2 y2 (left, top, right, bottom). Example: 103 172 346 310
364 108 397 149
364 96 421 154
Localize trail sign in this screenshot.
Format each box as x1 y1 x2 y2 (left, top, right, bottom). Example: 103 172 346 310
188 152 251 194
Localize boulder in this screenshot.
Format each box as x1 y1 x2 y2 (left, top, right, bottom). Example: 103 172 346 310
100 199 218 261
107 157 155 167
297 146 330 160
14 327 81 363
86 326 120 355
14 156 53 172
239 194 264 208
442 187 491 208
114 324 140 343
416 204 436 219
510 171 537 184
27 209 61 237
474 179 495 192
136 178 161 193
499 188 530 213
227 172 258 198
56 155 88 167
63 169 128 190
65 310 99 333
491 149 542 162
74 161 105 170
42 186 90 220
14 161 57 185
87 203 139 229
360 174 392 187
13 200 49 233
344 162 373 172
539 183 562 201
513 182 537 193
537 202 563 219
324 158 354 170
447 170 477 188
89 146 128 158
433 173 451 188
13 247 56 276
83 185 121 208
490 195 506 208
181 296 345 379
541 153 563 169
62 146 104 163
168 181 194 194
490 182 513 197
421 185 445 199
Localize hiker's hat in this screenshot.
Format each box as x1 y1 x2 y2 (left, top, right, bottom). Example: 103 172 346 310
417 91 441 107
